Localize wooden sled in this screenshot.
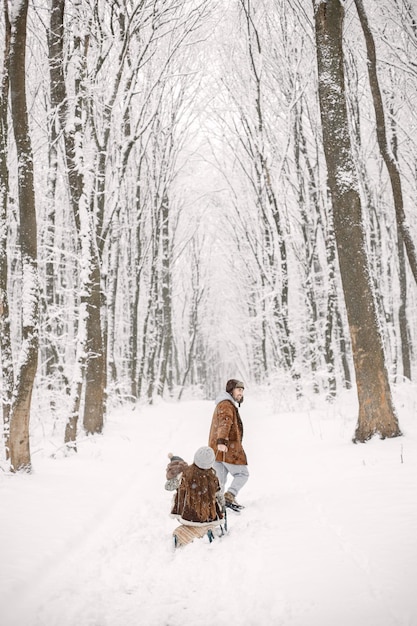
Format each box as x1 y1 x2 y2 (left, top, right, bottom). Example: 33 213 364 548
173 511 227 548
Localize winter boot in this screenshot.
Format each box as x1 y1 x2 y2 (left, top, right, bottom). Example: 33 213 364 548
224 491 245 512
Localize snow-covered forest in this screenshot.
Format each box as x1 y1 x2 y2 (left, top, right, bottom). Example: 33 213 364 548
1 0 417 471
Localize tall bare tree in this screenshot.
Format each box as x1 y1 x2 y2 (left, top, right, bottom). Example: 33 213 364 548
353 0 414 380
313 0 401 441
8 0 40 470
0 0 13 459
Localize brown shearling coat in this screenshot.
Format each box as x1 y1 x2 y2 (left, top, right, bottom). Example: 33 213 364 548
170 464 223 526
209 398 247 465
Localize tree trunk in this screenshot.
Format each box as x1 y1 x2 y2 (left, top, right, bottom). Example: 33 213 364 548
177 244 204 400
397 235 411 380
48 1 105 440
313 0 401 442
106 214 120 395
0 1 13 459
353 0 417 286
130 275 140 401
159 192 173 396
8 0 40 471
49 0 83 230
293 103 323 394
48 0 84 447
82 200 105 435
43 0 64 413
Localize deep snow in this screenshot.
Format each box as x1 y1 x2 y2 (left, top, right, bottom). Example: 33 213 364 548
1 384 416 626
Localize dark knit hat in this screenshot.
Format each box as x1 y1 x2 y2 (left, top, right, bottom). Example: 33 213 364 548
226 379 245 394
166 453 188 480
168 453 184 462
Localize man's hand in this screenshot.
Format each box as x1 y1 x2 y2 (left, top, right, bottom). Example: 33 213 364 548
217 444 228 453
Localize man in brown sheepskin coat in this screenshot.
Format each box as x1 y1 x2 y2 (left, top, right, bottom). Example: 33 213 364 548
208 379 249 511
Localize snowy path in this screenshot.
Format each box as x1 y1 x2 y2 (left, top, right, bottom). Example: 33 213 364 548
1 394 416 625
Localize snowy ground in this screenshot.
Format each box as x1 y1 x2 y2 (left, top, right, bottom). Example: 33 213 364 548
1 384 417 626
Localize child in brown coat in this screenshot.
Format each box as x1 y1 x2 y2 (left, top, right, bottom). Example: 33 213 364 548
165 446 226 547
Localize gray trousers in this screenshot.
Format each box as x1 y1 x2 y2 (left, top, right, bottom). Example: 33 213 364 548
213 461 249 497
